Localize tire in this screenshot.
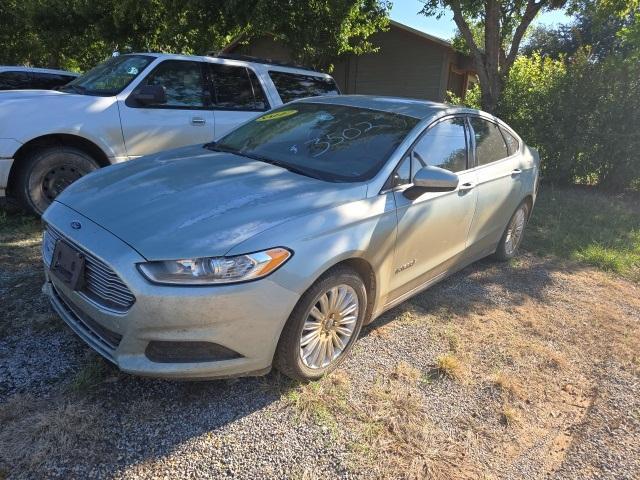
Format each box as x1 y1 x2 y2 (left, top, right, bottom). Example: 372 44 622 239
493 201 530 261
274 266 367 381
14 146 100 215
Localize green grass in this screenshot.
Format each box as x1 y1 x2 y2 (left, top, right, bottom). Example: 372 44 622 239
70 356 109 392
524 186 640 280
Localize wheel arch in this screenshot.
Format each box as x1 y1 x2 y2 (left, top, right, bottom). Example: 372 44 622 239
7 133 112 195
310 256 378 325
522 194 534 219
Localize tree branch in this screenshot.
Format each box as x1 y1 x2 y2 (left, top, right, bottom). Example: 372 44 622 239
449 0 489 85
504 0 547 73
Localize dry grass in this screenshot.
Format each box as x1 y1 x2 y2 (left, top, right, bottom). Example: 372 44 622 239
285 371 351 430
501 404 521 427
0 395 103 470
391 361 422 384
2 189 640 478
434 354 464 380
490 372 525 400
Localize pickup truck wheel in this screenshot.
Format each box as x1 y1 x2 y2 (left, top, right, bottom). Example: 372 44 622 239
15 146 100 215
274 266 367 381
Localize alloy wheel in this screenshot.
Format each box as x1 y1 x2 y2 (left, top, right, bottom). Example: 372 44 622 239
299 284 359 369
504 206 527 256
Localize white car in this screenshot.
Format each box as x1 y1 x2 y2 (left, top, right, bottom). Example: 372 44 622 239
0 53 340 214
0 66 78 91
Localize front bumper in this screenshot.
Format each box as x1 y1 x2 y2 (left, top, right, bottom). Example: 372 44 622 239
42 202 301 380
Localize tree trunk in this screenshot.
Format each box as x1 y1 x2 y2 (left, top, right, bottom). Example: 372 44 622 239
479 72 502 114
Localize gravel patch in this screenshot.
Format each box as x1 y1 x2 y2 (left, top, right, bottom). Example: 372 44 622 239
1 220 639 479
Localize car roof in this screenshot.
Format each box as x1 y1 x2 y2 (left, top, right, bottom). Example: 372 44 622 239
124 53 333 79
296 94 480 120
0 66 78 76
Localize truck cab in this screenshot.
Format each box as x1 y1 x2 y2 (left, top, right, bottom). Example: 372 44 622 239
0 53 339 214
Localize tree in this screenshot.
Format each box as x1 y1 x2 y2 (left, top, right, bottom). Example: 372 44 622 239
523 1 640 60
420 0 566 113
222 0 391 71
0 0 390 72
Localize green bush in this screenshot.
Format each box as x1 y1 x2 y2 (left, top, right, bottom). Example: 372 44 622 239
497 51 640 192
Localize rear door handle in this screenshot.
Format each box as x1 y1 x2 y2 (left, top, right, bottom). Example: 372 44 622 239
191 116 206 126
511 168 522 175
459 182 475 191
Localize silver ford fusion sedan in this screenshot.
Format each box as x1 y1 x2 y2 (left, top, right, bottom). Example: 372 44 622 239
42 95 540 381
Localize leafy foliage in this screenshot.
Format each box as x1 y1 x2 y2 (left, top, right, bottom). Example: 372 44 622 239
445 82 481 109
0 0 390 72
497 51 640 191
523 0 640 60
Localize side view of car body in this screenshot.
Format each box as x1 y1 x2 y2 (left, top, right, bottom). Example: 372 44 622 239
0 66 78 91
0 53 339 214
42 95 540 381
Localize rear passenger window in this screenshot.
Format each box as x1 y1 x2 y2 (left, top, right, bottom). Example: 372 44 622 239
0 71 30 90
411 118 468 173
469 117 509 165
269 71 340 103
500 127 519 156
210 64 269 111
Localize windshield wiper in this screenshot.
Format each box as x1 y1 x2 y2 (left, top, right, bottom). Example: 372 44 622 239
60 84 87 94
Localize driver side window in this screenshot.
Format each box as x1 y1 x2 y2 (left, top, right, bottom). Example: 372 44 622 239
390 117 468 188
413 117 468 173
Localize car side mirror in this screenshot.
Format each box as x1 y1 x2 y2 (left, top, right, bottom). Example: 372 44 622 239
404 166 459 199
131 84 166 106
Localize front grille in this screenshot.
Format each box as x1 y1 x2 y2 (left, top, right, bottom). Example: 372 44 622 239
43 225 136 312
52 284 122 353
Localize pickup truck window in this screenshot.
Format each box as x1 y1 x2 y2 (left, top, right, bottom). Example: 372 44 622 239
30 72 76 89
268 71 340 103
209 64 269 111
0 71 30 90
62 55 154 96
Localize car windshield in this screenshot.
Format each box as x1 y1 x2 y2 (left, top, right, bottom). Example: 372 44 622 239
60 55 154 96
211 103 419 182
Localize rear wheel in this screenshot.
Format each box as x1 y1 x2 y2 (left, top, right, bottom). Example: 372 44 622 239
493 201 530 261
14 146 100 215
274 266 367 381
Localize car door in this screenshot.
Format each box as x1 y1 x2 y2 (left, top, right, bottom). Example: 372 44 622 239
465 116 523 251
388 116 478 300
208 63 270 140
118 59 214 158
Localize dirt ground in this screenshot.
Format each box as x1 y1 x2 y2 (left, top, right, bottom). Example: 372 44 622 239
0 207 639 479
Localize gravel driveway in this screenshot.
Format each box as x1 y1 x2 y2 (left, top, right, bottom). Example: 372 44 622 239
1 212 639 479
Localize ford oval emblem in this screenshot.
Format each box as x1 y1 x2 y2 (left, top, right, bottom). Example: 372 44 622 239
70 221 82 230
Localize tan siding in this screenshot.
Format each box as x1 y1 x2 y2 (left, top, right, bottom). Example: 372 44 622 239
224 24 469 102
344 27 448 101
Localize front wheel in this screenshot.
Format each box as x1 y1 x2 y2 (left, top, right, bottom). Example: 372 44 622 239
14 146 100 215
274 266 367 381
493 201 530 261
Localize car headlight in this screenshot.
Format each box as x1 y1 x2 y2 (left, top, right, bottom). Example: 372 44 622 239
138 248 292 285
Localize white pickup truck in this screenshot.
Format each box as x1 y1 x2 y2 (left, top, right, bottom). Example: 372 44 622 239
0 53 339 214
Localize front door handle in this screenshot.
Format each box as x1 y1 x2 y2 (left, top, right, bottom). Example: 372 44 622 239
191 116 206 126
459 182 475 191
511 168 522 175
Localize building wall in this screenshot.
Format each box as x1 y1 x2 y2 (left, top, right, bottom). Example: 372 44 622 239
226 25 471 102
332 26 450 101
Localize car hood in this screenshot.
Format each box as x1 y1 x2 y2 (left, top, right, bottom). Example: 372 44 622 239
55 145 368 260
0 89 74 100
